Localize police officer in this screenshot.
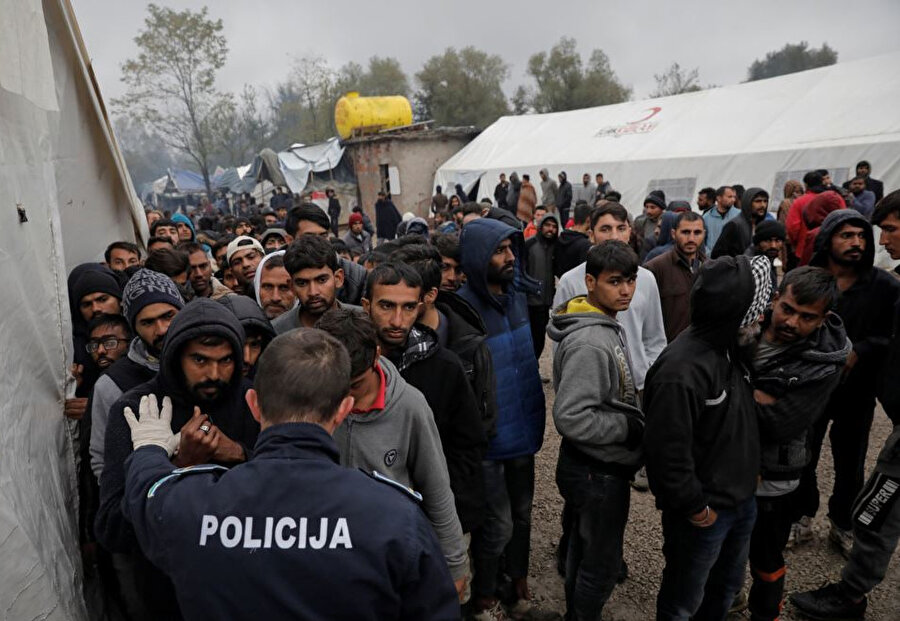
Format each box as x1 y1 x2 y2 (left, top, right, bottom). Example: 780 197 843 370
120 329 460 620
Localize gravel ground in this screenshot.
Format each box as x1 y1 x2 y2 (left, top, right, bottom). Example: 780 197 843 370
523 345 900 620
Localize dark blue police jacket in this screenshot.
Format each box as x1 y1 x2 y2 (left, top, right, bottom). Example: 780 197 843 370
123 422 459 621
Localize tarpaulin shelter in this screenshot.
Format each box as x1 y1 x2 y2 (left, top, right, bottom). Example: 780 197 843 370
0 0 145 618
248 137 353 194
435 52 900 212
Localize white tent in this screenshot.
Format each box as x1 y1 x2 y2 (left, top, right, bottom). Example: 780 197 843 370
435 52 900 211
0 0 145 618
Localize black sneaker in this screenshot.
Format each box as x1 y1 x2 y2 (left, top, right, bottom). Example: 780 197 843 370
789 582 867 620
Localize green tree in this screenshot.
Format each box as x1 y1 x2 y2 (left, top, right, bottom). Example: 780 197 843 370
414 47 510 128
336 56 410 97
524 37 631 113
651 62 702 98
113 4 231 195
747 42 838 81
268 54 337 147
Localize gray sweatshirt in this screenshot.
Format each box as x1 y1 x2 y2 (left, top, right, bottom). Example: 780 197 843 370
547 297 644 467
333 357 467 581
89 338 159 478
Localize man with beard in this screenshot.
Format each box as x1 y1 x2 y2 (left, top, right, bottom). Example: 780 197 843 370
746 220 786 299
791 210 900 556
841 160 884 203
574 174 597 206
523 212 559 358
557 171 573 227
96 299 259 619
791 191 900 620
645 211 707 342
745 267 849 621
89 269 184 479
105 241 141 273
644 255 772 621
227 236 265 296
85 314 133 373
254 252 296 320
343 212 373 255
182 242 231 300
457 218 549 620
362 262 487 597
273 235 355 334
712 187 771 258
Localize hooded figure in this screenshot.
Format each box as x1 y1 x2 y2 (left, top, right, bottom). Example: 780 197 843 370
216 294 276 378
95 298 259 616
799 190 844 265
375 195 402 241
556 171 573 225
405 216 430 240
539 168 558 209
711 187 769 258
506 172 522 216
523 212 560 358
643 212 680 264
644 255 772 620
458 218 545 460
171 212 196 242
253 249 298 314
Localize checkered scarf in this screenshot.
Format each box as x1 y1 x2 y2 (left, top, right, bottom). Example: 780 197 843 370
394 326 434 372
741 255 773 327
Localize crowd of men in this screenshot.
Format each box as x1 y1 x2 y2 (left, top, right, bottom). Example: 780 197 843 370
64 158 900 621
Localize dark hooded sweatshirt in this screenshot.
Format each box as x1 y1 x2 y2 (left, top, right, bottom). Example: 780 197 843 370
754 311 850 481
385 325 488 532
95 299 259 617
643 256 760 515
809 210 900 395
68 263 123 396
216 294 276 378
711 187 768 259
458 219 545 460
554 228 592 278
523 213 559 307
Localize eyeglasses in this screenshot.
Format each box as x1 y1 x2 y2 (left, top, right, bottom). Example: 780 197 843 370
86 338 125 354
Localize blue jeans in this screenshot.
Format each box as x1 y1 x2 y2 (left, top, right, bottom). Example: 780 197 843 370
657 496 757 621
555 442 631 620
472 456 535 599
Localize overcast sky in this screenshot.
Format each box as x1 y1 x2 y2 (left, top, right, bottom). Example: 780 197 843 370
73 0 900 106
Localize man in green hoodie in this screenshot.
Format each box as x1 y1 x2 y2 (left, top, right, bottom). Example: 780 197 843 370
547 241 644 619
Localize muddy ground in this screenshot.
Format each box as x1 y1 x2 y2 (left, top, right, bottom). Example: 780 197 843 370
522 345 899 620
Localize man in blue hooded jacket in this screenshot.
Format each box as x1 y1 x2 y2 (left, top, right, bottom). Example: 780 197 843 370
458 218 548 620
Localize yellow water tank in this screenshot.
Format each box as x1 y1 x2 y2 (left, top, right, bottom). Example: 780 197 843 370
334 92 414 140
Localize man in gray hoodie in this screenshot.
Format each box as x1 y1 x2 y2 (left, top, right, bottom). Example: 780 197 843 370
315 308 469 601
547 241 644 619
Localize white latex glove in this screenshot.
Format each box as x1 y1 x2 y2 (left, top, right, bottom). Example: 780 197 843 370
123 395 179 457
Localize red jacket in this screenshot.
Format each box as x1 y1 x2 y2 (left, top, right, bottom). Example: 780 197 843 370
786 191 818 260
799 191 845 265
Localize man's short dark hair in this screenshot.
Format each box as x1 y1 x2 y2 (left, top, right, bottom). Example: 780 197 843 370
803 171 824 189
150 219 176 236
675 211 704 228
585 241 639 279
177 241 205 256
283 235 338 276
590 202 629 229
778 266 838 311
604 190 622 202
715 186 734 198
286 204 331 237
253 329 351 424
87 313 132 338
358 250 386 268
315 308 379 377
365 262 424 300
430 232 460 263
573 202 592 226
699 187 716 202
147 236 174 249
857 160 871 170
144 248 189 278
104 241 140 264
872 190 900 227
331 238 350 255
816 169 829 178
389 244 442 292
461 202 483 217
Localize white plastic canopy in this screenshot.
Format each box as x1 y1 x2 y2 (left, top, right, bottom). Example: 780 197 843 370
435 52 900 211
0 0 145 618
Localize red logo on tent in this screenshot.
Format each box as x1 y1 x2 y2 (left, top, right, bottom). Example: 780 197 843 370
595 107 661 138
